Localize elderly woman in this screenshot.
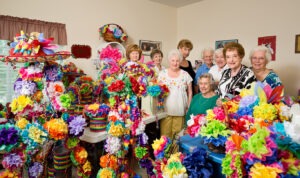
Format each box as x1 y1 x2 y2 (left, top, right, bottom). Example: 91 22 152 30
185 73 218 124
250 45 282 89
150 49 165 74
209 48 228 85
217 42 256 98
158 49 193 138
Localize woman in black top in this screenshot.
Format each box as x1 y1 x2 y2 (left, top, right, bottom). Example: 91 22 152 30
177 39 197 95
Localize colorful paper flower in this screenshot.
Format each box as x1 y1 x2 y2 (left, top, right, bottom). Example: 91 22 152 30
0 123 20 152
21 123 48 150
249 162 283 178
183 147 213 178
43 118 68 140
10 95 34 114
253 102 277 122
28 162 43 178
2 151 25 170
97 167 116 178
99 154 118 170
67 115 87 137
71 146 88 166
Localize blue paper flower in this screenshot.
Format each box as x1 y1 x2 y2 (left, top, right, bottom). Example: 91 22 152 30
183 147 213 178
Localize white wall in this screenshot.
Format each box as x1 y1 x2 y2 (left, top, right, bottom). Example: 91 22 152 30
1 0 299 96
0 0 177 78
178 0 300 96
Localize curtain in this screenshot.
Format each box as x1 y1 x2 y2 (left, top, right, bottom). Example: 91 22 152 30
0 15 67 45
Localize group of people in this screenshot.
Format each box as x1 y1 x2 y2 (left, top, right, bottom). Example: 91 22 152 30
124 40 283 139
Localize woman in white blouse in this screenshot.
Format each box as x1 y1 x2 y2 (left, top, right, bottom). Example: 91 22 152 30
158 49 193 138
208 48 228 85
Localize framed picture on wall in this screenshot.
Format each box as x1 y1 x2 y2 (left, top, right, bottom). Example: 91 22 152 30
258 35 276 61
295 34 300 53
215 39 238 49
139 40 162 56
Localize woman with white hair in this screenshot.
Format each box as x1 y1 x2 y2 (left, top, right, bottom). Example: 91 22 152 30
250 45 282 89
208 48 228 85
158 49 193 138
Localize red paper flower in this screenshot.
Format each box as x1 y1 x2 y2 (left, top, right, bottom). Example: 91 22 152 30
129 76 140 95
108 80 125 92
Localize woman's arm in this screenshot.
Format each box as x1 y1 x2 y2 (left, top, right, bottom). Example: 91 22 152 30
187 82 192 108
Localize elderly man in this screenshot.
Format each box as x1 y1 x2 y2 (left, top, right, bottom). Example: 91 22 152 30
194 48 214 93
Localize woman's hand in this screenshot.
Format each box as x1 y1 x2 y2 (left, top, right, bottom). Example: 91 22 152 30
216 98 223 107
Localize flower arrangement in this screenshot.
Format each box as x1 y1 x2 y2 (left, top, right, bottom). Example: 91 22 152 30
9 31 58 56
28 162 43 178
219 83 300 178
152 136 172 160
43 118 68 140
14 79 37 96
19 63 43 81
162 152 187 178
183 147 213 178
2 150 25 171
97 167 117 178
20 122 48 151
44 62 63 82
67 115 87 137
0 123 21 152
70 146 88 166
200 120 230 150
186 114 206 137
10 95 34 115
99 154 118 171
99 24 128 43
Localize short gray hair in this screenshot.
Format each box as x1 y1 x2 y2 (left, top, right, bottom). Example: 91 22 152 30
201 47 214 59
214 48 224 60
249 45 272 63
168 49 183 63
197 73 215 90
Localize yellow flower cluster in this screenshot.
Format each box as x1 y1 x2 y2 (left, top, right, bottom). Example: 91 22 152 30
15 118 29 129
10 95 33 114
249 162 282 178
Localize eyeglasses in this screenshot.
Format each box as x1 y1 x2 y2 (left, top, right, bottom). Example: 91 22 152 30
251 57 265 61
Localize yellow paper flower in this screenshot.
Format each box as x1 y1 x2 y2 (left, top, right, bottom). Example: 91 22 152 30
82 160 92 173
10 95 33 114
253 103 277 121
108 123 124 137
87 103 100 111
15 118 29 129
224 100 239 114
28 126 47 144
249 162 282 178
206 109 215 121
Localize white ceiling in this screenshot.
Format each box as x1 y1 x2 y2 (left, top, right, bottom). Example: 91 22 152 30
148 0 204 8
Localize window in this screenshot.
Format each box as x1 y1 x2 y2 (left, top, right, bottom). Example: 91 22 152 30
0 40 22 103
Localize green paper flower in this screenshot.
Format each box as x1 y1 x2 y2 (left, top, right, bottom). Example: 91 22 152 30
200 120 230 138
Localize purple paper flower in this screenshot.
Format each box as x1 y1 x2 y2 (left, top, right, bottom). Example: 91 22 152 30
239 95 258 108
28 162 43 178
44 64 63 82
14 78 23 96
68 115 87 136
137 133 149 146
2 152 24 170
113 28 122 38
0 124 20 152
14 79 37 96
